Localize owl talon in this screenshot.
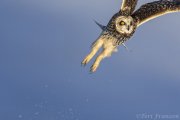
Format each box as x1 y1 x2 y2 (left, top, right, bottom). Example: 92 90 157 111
81 62 86 67
81 60 87 66
81 56 90 66
90 64 99 73
81 0 180 73
81 59 87 66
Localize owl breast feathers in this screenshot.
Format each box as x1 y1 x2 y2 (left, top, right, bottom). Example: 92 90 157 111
82 0 180 72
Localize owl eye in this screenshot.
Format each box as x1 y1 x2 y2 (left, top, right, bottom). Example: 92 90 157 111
119 21 125 26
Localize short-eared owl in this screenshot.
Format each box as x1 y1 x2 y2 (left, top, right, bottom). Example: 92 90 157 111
82 0 180 72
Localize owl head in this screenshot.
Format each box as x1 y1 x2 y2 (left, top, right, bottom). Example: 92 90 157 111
106 13 136 35
115 16 135 34
94 13 137 44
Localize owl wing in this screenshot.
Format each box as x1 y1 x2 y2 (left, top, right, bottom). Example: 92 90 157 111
120 0 138 14
132 0 180 27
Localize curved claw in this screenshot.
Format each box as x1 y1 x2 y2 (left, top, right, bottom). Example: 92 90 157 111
81 61 86 67
81 60 87 67
90 64 98 73
81 55 91 66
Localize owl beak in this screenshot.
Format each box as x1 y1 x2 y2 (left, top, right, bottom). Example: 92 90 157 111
127 25 130 31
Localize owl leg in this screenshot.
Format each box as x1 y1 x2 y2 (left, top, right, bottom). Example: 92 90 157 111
90 46 115 72
81 38 104 66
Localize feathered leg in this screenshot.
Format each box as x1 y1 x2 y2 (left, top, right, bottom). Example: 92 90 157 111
81 38 104 66
90 45 115 72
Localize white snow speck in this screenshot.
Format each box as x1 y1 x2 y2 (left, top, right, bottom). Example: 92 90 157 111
34 112 39 115
18 114 23 118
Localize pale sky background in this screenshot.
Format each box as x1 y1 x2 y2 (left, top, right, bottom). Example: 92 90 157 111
0 0 180 120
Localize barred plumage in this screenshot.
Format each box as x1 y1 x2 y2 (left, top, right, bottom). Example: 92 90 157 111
82 0 180 72
132 0 180 26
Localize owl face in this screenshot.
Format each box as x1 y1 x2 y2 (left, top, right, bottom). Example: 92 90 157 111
115 16 135 34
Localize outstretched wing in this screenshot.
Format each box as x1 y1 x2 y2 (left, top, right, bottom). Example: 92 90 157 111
132 0 180 27
120 0 138 14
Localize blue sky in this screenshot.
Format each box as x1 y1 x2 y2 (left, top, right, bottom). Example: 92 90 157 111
0 0 180 120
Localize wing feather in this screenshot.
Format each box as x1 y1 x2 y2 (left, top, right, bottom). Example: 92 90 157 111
132 0 180 27
120 0 138 14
